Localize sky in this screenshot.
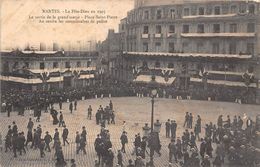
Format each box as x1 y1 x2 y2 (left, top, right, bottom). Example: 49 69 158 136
0 0 134 50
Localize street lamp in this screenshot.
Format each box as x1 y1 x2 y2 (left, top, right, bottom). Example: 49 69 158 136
149 84 157 167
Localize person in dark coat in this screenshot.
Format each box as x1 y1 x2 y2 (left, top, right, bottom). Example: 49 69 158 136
117 150 123 166
17 132 26 155
12 121 18 135
106 148 114 167
32 129 40 149
39 139 45 158
7 102 11 117
120 131 128 153
12 133 18 157
111 111 115 124
5 134 12 152
170 120 177 139
37 125 42 139
59 97 62 110
25 129 33 147
51 108 59 125
140 137 147 159
53 128 59 149
76 135 86 154
217 115 223 128
168 139 177 163
183 112 189 128
81 126 87 142
59 112 65 127
200 138 206 159
96 110 101 125
62 126 69 146
74 100 77 110
75 131 80 150
69 102 73 114
87 105 92 120
44 131 52 152
56 146 66 167
165 119 171 138
27 118 34 132
188 113 193 129
109 100 113 110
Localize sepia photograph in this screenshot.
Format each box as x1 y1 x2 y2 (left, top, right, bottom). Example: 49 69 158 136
0 0 260 166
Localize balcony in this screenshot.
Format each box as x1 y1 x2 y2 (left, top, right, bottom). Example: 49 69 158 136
167 33 176 38
182 13 237 19
154 33 162 38
141 34 149 39
181 33 256 38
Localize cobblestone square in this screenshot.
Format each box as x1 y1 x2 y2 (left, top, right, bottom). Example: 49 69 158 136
1 97 259 167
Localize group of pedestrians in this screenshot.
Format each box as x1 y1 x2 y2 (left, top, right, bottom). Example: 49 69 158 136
95 101 116 127
166 113 258 167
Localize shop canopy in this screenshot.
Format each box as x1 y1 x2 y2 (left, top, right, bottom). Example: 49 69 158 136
123 52 252 59
190 77 257 88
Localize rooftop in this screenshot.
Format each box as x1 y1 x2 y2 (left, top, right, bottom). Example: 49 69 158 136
135 0 260 8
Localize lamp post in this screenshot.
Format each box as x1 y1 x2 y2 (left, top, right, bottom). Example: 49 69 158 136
149 87 157 167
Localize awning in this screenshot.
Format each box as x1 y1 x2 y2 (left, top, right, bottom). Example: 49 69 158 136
0 75 42 84
133 75 176 85
190 77 257 88
28 67 96 74
123 52 252 59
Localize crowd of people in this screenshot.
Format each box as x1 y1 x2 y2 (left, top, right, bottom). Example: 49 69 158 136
166 113 259 167
1 79 258 117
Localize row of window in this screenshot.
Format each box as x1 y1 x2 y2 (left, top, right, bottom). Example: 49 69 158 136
140 61 249 72
7 61 92 70
128 3 256 22
39 61 91 70
141 23 255 34
140 42 254 55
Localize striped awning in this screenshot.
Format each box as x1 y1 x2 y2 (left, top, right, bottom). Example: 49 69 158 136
190 77 257 88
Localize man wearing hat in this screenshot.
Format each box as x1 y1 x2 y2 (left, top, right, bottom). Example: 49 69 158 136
62 126 69 146
44 131 52 152
120 131 128 153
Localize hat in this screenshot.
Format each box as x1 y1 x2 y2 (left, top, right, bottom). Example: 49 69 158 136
205 155 209 158
108 148 112 151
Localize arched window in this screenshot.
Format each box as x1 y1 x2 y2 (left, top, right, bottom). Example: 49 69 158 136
155 61 160 68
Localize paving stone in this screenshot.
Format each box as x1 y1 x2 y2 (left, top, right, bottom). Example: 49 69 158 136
1 97 259 167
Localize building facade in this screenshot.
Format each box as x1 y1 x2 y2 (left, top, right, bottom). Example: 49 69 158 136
0 50 98 91
102 0 260 103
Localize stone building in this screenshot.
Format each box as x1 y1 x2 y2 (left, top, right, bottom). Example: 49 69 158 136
102 0 260 103
0 50 98 91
